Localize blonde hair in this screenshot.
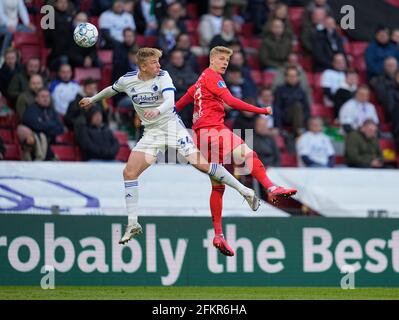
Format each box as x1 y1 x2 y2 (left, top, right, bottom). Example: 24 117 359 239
210 46 233 58
137 47 162 66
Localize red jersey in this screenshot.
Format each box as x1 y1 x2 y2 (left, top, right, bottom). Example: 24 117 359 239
187 68 228 130
176 68 271 130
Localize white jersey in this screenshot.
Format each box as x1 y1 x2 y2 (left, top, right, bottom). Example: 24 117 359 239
112 69 177 127
296 131 335 166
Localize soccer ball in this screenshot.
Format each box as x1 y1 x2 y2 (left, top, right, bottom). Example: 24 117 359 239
73 23 98 48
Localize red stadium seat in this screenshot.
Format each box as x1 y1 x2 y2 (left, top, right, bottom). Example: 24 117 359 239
250 70 262 85
80 0 93 11
13 32 39 48
239 23 254 38
115 145 131 162
185 19 199 33
136 35 146 46
247 56 260 70
88 16 99 30
0 113 18 128
74 67 101 84
0 128 14 144
280 153 297 167
20 45 41 64
55 132 75 145
251 38 262 49
263 71 276 87
51 145 77 161
145 36 157 47
114 131 129 145
335 155 345 165
239 36 251 49
288 7 304 36
197 55 209 71
100 64 113 89
189 33 199 46
350 41 369 57
4 144 21 160
186 3 199 18
379 138 396 151
298 55 312 72
98 50 113 65
274 134 286 152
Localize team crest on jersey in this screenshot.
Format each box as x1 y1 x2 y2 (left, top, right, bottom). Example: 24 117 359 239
130 87 136 93
217 80 226 88
151 83 159 92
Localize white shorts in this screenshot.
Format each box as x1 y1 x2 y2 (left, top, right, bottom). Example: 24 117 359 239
133 117 198 158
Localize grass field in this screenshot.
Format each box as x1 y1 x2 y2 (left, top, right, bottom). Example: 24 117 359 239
1 286 399 300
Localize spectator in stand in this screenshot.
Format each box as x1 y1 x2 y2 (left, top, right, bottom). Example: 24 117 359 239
320 53 347 107
345 119 383 168
0 0 35 66
386 70 399 151
273 66 310 136
390 28 399 50
333 69 359 118
67 11 100 69
112 28 139 83
370 56 398 119
161 1 187 34
259 18 292 70
209 18 242 50
91 0 113 16
311 16 346 72
300 7 327 55
172 33 200 73
75 105 120 161
7 57 43 106
15 74 43 120
253 115 280 167
156 18 181 55
229 50 256 90
133 0 158 35
226 64 257 101
49 64 80 116
339 85 379 134
65 78 110 131
21 88 64 160
272 52 313 105
45 0 74 71
198 0 226 48
262 2 293 41
99 0 136 49
244 0 275 35
164 49 198 128
0 48 20 99
365 25 399 80
296 116 335 167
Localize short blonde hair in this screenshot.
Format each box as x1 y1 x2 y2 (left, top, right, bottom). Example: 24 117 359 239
137 47 162 66
210 46 233 58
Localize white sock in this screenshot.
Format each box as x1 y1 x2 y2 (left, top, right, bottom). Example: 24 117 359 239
208 163 250 195
124 179 139 225
268 186 278 192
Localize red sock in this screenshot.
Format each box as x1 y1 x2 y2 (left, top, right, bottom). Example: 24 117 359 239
245 151 274 189
210 185 225 235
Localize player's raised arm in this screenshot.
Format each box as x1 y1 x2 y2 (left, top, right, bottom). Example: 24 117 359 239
175 85 195 112
220 90 273 115
79 85 118 109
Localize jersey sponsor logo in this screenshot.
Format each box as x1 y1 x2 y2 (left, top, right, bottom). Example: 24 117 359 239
131 93 160 105
217 80 226 88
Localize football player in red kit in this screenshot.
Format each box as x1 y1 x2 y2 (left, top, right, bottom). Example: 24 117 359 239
176 46 297 257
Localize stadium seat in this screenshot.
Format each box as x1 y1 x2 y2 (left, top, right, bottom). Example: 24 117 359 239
20 45 41 64
55 132 75 145
0 128 14 144
251 38 262 49
280 153 298 167
189 32 200 46
343 41 351 55
145 36 158 47
350 41 369 57
311 104 334 122
288 7 304 36
298 55 312 72
51 145 77 161
275 134 286 152
88 16 99 30
114 131 129 145
80 0 93 11
185 19 199 33
4 144 21 160
250 70 262 85
239 23 254 38
380 122 392 133
186 3 199 18
197 55 209 71
239 36 251 49
100 64 113 89
98 50 113 65
379 138 396 151
335 155 345 165
13 32 39 48
263 71 276 87
136 35 146 46
0 113 18 129
247 56 260 69
115 145 131 162
74 67 101 83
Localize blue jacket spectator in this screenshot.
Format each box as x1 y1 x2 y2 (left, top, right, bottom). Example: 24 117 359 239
365 26 399 80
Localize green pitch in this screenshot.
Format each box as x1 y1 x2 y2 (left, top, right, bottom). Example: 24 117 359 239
1 287 399 300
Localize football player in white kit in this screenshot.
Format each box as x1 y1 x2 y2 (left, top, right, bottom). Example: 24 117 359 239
79 48 259 245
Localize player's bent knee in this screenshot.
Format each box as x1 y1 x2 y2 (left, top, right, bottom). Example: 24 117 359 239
192 162 210 173
123 167 139 180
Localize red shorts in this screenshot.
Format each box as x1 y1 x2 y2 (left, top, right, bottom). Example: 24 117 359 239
194 126 244 164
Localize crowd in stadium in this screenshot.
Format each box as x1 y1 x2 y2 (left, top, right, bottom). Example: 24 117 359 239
0 0 398 169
